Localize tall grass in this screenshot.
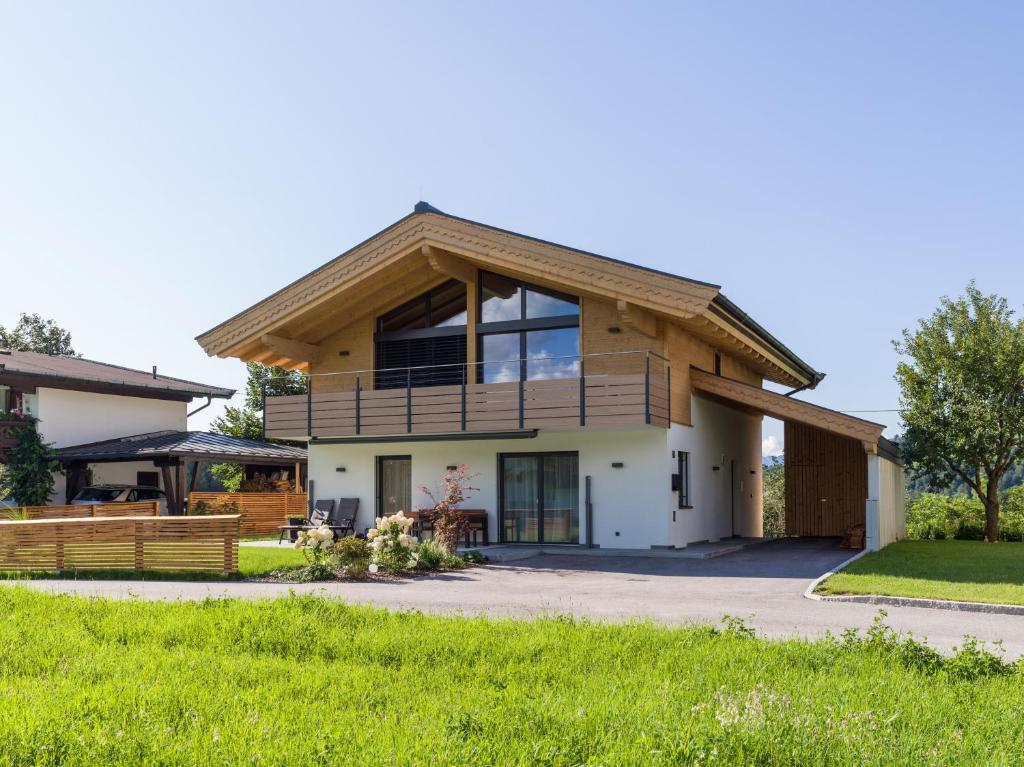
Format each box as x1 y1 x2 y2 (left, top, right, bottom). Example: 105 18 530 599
0 589 1020 765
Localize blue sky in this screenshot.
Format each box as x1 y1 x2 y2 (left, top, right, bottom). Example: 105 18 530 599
2 2 1022 452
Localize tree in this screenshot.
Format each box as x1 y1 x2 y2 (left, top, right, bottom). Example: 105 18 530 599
208 363 306 491
762 457 785 536
894 282 1024 542
0 313 77 356
6 418 61 506
0 464 11 503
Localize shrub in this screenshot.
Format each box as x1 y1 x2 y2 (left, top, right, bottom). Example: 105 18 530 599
294 525 335 564
331 536 371 577
367 511 417 573
906 492 1024 541
415 539 448 571
5 417 60 506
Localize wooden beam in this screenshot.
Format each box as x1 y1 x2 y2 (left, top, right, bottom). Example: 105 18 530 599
189 461 201 493
423 244 477 283
161 464 176 516
261 334 323 364
175 462 185 516
616 300 658 338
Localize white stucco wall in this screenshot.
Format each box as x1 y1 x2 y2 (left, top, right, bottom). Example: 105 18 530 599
34 388 187 448
667 395 763 546
306 393 764 550
866 453 906 551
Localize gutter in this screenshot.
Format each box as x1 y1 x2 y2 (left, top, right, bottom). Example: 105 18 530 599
711 294 825 388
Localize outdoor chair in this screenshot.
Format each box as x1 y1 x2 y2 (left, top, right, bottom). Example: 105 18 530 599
326 498 359 538
277 500 333 544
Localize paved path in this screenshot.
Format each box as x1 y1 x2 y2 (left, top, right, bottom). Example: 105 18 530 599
9 539 1024 656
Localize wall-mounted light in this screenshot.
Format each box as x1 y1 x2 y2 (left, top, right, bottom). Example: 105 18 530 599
611 461 625 469
338 350 350 357
446 464 458 471
712 465 721 472
607 326 622 334
336 466 346 472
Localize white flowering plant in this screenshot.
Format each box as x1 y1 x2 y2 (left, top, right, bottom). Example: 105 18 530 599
294 524 335 564
366 510 418 573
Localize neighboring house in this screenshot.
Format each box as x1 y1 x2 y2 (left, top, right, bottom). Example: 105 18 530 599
198 202 905 550
0 350 234 504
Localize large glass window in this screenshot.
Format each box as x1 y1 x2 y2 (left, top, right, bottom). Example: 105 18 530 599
478 272 580 383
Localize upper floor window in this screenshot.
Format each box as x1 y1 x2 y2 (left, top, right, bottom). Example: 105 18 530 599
378 280 467 333
480 272 578 323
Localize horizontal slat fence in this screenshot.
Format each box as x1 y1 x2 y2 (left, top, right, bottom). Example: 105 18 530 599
265 370 671 439
1 501 159 521
189 492 307 536
0 515 239 574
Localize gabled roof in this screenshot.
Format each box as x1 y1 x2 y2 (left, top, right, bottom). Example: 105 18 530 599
56 430 307 465
0 350 234 401
196 203 822 388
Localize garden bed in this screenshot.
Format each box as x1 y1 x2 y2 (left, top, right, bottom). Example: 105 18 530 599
816 540 1024 606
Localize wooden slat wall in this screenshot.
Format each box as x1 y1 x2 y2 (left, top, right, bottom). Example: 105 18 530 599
0 515 239 573
1 502 160 521
784 422 867 538
188 492 308 536
265 371 671 439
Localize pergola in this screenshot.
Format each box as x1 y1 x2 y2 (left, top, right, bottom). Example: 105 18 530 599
57 431 308 515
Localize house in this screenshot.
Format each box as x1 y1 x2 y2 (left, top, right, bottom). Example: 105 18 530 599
197 202 905 550
0 350 305 509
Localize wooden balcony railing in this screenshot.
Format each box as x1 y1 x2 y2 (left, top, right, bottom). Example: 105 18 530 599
263 351 670 441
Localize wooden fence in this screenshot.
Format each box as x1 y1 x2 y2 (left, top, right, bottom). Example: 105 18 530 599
1 501 160 521
188 492 308 536
0 515 240 574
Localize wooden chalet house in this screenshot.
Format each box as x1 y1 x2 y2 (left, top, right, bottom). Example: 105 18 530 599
198 203 905 550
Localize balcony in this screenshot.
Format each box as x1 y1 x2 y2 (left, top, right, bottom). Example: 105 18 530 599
263 351 670 441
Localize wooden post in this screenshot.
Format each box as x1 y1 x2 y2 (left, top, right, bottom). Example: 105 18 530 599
294 462 302 493
175 461 185 516
134 520 144 571
161 465 176 516
189 461 201 493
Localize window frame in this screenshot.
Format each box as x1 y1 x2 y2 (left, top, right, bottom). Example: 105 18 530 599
375 279 468 341
476 271 580 383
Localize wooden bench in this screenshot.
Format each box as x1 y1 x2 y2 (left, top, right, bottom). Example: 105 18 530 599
0 514 240 574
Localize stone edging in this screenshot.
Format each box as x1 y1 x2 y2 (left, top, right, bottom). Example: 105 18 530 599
804 550 1024 616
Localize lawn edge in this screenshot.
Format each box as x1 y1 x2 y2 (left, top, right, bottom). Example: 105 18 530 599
806 549 1024 616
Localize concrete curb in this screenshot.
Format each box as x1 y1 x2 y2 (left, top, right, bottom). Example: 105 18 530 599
805 551 1024 616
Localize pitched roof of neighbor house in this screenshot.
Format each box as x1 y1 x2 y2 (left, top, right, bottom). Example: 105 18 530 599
0 350 235 401
56 430 307 465
196 202 823 388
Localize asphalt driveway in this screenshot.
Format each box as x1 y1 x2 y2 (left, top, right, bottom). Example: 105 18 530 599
9 538 1024 656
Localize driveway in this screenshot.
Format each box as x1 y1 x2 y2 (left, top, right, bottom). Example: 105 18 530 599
10 539 1024 656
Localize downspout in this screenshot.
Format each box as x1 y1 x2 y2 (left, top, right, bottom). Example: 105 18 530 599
187 396 213 418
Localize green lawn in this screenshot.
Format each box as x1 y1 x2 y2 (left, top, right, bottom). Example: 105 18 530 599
0 589 1020 765
818 540 1024 605
0 545 306 582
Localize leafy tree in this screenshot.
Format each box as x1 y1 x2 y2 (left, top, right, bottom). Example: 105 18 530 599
208 363 305 491
0 313 77 356
6 418 61 506
0 464 11 503
762 457 785 536
895 282 1024 542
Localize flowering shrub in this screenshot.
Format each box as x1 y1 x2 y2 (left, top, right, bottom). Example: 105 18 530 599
367 511 417 573
294 525 335 564
419 465 478 553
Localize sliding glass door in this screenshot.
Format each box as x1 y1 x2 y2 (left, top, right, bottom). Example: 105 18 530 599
500 453 578 544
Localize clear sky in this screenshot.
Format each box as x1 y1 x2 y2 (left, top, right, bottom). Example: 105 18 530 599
2 2 1022 453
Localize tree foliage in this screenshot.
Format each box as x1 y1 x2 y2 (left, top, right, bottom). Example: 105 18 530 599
6 418 61 506
762 457 785 536
0 313 77 356
894 282 1024 542
208 363 306 492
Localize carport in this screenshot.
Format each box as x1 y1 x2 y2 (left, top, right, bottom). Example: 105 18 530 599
57 431 308 515
690 370 905 550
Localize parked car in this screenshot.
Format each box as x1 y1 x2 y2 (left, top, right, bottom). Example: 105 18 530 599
72 485 168 514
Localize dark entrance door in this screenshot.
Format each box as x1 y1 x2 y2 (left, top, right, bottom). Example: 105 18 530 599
500 453 578 544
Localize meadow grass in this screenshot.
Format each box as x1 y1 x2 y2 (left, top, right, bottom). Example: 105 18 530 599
818 540 1024 605
0 588 1021 765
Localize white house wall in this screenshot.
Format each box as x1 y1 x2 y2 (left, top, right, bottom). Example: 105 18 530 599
308 428 673 550
867 454 906 551
668 395 763 547
34 388 187 448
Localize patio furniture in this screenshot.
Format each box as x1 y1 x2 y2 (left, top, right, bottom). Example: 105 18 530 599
407 509 488 548
327 498 359 538
277 500 333 544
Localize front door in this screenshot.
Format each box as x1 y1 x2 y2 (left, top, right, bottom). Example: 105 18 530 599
500 453 579 544
376 456 412 518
